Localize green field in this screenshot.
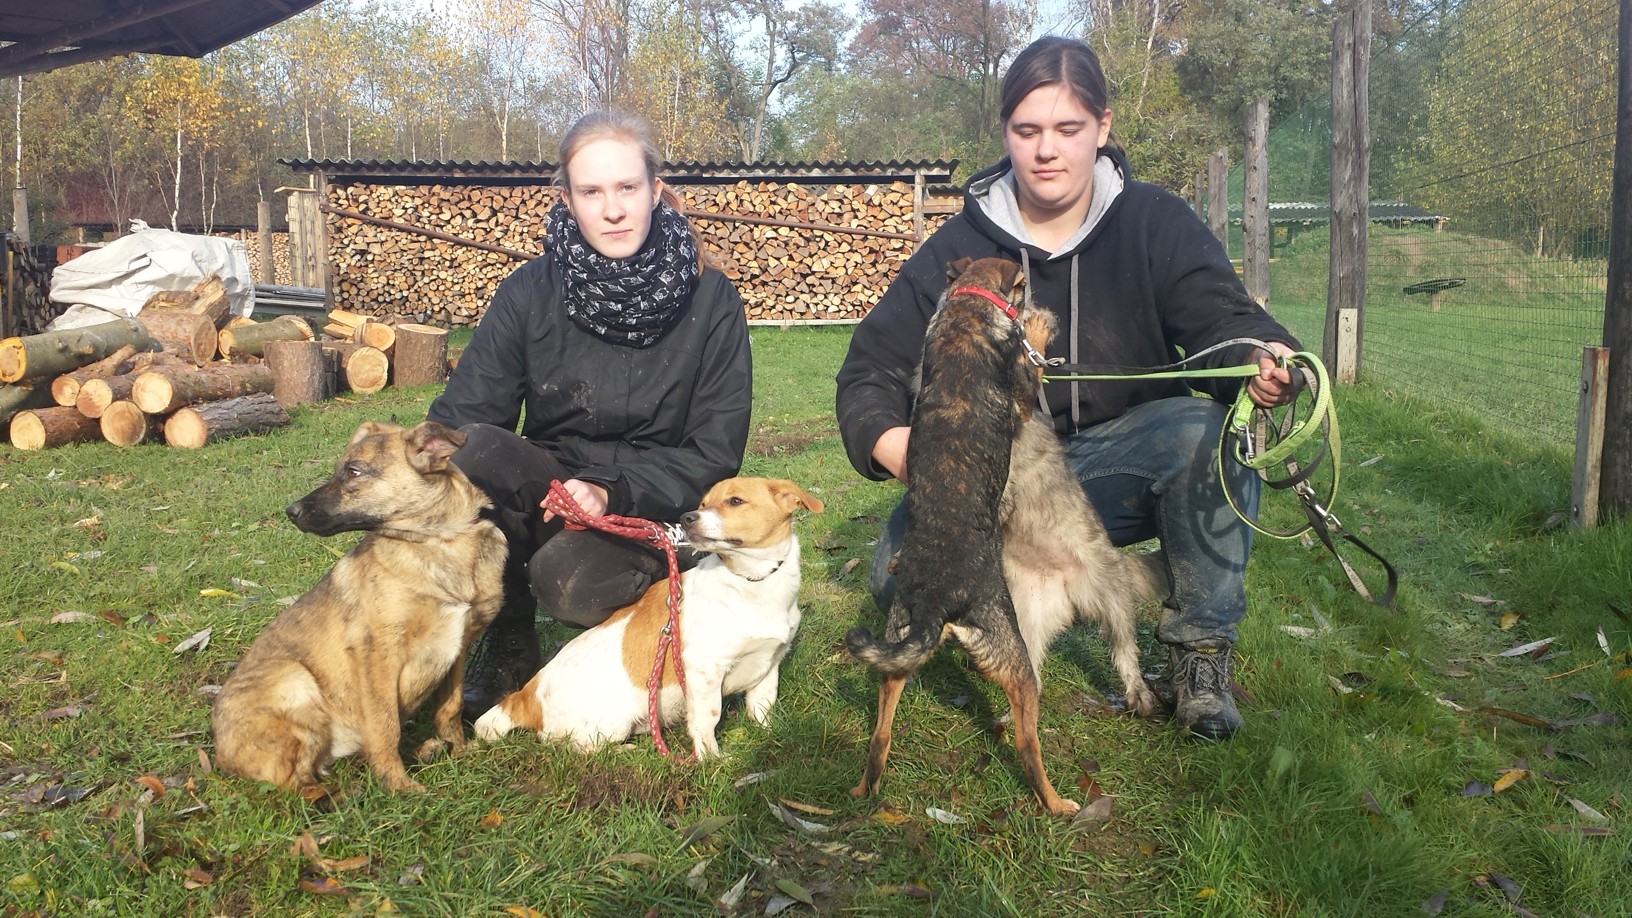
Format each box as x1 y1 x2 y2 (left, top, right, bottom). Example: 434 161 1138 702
2 326 1628 916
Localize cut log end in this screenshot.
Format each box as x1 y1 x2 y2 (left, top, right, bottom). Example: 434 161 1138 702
10 406 102 450
100 401 158 447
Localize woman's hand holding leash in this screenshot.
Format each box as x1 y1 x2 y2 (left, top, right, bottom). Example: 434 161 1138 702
541 478 609 522
1248 341 1299 408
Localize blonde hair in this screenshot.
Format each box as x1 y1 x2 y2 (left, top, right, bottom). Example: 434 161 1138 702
556 110 714 269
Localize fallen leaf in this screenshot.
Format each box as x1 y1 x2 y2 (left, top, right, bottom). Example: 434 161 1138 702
49 561 81 576
134 775 166 797
1361 790 1383 816
50 611 95 624
1567 797 1610 824
1070 795 1114 828
292 832 321 859
97 610 126 627
1598 628 1611 656
181 868 213 889
1459 593 1504 606
1462 781 1493 797
869 809 911 826
1485 872 1522 904
1476 706 1559 731
840 558 861 576
716 872 750 910
172 628 212 656
775 877 815 905
1421 888 1448 914
676 814 734 848
479 809 503 829
1195 887 1217 899
733 771 773 788
503 907 544 918
778 798 835 816
924 807 964 824
299 875 351 896
770 800 830 833
36 704 87 722
198 588 240 599
1499 637 1557 658
1499 611 1521 630
1493 769 1527 793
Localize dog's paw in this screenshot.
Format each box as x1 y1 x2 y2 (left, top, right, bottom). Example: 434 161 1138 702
1126 686 1161 718
413 738 450 763
384 775 428 794
1047 796 1082 818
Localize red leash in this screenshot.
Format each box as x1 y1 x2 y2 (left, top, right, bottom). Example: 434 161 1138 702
542 479 689 759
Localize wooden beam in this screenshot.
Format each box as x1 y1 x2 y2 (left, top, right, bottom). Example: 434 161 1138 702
1573 347 1610 529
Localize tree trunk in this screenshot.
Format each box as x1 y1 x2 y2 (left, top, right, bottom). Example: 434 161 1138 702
265 339 328 407
321 343 389 395
131 364 275 415
164 392 290 448
138 309 219 367
391 324 448 387
9 406 102 450
1207 149 1229 252
1242 96 1271 308
76 372 139 418
99 400 160 447
218 316 313 358
50 343 140 406
0 318 157 383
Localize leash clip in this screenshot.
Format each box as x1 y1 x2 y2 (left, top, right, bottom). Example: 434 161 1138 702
1023 337 1046 368
1294 481 1344 531
662 522 690 548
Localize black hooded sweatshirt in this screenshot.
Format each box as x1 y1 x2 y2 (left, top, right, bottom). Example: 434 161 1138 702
835 148 1299 481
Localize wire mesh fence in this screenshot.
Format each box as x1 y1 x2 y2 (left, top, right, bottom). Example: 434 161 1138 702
1252 0 1615 444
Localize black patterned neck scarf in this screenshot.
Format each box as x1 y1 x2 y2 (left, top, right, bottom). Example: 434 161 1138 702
545 199 699 348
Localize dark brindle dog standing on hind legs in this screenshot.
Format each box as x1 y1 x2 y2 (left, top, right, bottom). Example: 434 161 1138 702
846 256 1085 816
211 421 506 793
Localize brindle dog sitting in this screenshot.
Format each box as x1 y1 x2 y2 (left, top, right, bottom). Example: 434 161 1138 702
211 421 506 793
846 255 1080 816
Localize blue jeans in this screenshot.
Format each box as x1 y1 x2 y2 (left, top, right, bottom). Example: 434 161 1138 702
868 397 1260 646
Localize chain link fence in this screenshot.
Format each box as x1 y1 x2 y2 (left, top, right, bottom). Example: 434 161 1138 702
1252 0 1614 444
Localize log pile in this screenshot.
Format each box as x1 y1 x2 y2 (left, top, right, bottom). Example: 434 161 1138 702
324 180 952 327
2 235 55 337
239 231 292 286
2 278 449 450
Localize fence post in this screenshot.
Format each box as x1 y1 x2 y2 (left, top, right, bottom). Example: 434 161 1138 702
1242 97 1271 308
257 200 274 286
1327 0 1372 376
1573 347 1610 528
1207 149 1229 254
1599 0 1632 517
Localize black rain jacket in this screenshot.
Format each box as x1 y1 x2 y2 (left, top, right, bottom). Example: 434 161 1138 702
428 256 752 520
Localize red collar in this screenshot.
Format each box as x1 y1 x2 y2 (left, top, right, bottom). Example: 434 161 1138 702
952 285 1019 321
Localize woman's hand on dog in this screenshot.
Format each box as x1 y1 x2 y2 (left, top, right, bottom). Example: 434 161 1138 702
1247 341 1298 408
873 426 912 484
541 478 610 522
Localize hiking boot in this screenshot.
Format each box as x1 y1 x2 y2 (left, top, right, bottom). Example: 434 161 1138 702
1167 639 1243 741
460 605 542 724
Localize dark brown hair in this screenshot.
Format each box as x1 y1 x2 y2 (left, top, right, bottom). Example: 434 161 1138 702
1000 36 1114 140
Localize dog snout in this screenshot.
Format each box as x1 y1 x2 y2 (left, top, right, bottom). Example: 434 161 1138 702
286 499 308 525
680 510 701 526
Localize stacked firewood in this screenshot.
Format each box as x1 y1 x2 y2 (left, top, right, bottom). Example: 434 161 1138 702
324 180 950 327
0 277 450 451
240 231 293 286
2 236 55 337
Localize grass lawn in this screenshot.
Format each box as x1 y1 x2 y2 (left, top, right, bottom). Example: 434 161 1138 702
2 325 1628 916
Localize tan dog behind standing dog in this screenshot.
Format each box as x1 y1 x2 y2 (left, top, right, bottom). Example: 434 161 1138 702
474 477 822 758
211 421 506 792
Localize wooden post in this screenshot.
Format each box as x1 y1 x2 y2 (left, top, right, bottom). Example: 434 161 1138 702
12 186 28 245
1335 308 1359 383
912 170 926 243
1599 0 1632 518
1207 150 1229 252
1242 96 1271 309
1327 0 1372 376
257 200 274 285
1573 347 1610 528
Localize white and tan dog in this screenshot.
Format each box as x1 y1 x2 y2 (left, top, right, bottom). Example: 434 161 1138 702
473 477 823 758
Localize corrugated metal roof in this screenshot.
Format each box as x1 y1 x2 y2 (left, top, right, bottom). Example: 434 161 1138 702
279 158 958 185
1227 200 1447 224
0 1 325 78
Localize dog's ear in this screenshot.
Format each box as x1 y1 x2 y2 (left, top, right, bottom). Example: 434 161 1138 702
946 257 975 284
404 421 467 473
999 260 1025 295
349 421 397 446
770 480 824 515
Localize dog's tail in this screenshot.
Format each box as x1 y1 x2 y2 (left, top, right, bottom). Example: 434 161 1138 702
845 622 946 677
1126 548 1171 606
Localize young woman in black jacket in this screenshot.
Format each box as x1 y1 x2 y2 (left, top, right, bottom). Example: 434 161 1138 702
835 36 1299 741
428 110 752 721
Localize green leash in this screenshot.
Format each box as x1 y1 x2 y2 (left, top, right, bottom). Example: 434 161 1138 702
1043 342 1396 606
